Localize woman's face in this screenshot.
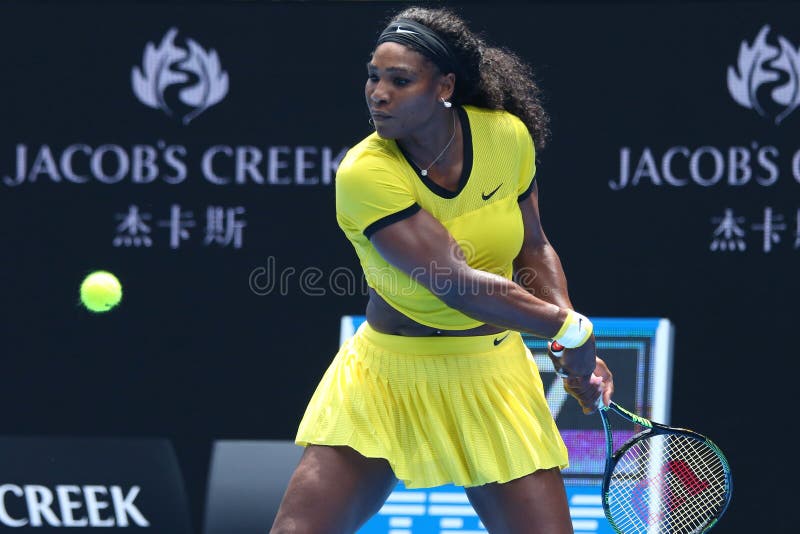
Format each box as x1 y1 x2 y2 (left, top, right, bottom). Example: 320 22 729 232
366 42 445 139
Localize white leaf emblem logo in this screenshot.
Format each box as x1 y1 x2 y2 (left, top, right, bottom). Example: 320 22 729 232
771 36 800 124
178 39 230 124
131 28 229 124
727 25 800 125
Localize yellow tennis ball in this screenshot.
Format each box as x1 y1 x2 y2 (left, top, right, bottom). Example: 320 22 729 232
80 271 122 313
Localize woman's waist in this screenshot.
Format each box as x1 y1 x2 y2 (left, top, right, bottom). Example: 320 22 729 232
356 321 520 356
365 288 503 337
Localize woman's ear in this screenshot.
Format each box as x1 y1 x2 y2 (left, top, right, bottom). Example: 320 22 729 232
439 72 456 102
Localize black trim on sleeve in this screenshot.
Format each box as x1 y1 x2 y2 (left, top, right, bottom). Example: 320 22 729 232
363 204 422 238
517 177 536 202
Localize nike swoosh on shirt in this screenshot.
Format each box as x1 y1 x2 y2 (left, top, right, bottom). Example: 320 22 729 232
493 333 511 346
482 183 502 200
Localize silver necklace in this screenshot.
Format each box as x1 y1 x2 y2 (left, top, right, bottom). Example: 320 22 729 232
409 111 456 177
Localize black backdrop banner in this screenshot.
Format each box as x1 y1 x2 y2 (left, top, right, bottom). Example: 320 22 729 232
2 2 798 532
0 437 191 532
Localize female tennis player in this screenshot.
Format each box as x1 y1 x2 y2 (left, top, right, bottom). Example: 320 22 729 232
271 6 614 534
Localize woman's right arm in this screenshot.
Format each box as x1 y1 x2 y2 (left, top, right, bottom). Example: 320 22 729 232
369 206 596 377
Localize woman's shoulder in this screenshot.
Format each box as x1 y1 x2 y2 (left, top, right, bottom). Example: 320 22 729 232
464 105 527 137
339 132 402 174
336 133 412 193
463 104 515 116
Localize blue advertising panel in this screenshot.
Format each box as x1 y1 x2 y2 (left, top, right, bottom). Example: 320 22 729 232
357 486 607 534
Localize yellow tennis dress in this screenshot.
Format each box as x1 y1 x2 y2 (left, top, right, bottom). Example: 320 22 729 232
296 106 568 488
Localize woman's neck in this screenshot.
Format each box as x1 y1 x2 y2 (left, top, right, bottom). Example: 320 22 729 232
399 109 460 178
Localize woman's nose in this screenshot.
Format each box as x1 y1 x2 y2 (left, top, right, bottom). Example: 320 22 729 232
369 82 388 105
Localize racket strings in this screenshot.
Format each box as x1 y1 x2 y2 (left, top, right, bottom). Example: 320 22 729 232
609 435 726 532
606 433 730 533
612 440 726 532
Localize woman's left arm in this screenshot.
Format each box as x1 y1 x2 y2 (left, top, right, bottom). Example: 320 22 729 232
515 181 614 412
513 181 572 310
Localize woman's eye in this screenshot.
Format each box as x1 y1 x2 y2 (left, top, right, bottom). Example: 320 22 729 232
394 78 410 86
367 74 378 82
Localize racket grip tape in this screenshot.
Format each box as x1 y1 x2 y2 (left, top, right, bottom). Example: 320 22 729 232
550 340 607 410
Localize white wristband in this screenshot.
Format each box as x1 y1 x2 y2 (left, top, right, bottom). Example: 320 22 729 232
553 310 593 348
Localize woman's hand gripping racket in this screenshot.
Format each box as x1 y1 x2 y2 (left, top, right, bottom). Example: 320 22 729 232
550 341 733 533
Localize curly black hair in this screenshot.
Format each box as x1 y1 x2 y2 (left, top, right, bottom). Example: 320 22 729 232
383 6 551 153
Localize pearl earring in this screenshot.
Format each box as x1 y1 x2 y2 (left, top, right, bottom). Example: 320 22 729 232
441 98 452 108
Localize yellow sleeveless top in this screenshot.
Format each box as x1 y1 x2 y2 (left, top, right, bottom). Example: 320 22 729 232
335 105 536 330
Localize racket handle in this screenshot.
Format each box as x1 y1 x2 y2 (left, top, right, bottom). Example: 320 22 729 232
549 340 608 410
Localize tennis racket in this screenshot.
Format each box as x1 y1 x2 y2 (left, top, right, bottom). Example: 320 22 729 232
598 401 733 533
549 342 733 533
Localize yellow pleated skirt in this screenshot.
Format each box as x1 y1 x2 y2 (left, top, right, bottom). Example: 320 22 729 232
296 322 568 489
